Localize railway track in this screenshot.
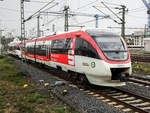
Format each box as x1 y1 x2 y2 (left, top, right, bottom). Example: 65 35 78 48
131 55 150 62
12 56 150 113
34 63 150 113
96 87 150 113
128 75 150 87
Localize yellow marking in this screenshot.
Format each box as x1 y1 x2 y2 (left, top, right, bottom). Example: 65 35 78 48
108 102 117 105
114 105 124 108
63 89 68 93
122 108 132 112
96 96 105 100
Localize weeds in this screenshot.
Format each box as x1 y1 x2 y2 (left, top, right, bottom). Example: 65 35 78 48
0 56 76 113
132 62 150 74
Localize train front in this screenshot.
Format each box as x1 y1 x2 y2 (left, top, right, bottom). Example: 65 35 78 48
85 29 132 86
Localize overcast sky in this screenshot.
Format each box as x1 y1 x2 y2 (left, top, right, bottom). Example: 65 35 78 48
0 0 148 37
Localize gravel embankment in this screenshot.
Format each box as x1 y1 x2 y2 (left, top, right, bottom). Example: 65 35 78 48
13 59 125 113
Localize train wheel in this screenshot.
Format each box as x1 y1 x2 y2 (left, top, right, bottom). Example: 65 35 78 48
79 74 90 86
67 72 78 83
66 72 72 81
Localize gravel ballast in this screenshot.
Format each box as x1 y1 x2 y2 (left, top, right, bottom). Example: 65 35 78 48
118 73 150 99
119 82 150 99
13 59 125 113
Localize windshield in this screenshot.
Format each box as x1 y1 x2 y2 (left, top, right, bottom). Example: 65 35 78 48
93 35 126 51
92 35 128 61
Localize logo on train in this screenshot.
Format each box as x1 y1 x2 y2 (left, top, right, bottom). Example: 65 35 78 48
91 62 95 68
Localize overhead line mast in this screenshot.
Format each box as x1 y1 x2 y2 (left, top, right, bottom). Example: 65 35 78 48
64 5 69 32
101 2 126 38
141 0 150 36
20 0 25 41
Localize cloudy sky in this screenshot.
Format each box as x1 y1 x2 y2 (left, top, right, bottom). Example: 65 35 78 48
0 0 148 37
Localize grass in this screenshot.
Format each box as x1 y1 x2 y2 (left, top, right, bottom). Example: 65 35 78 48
52 106 71 113
0 55 77 113
132 62 150 75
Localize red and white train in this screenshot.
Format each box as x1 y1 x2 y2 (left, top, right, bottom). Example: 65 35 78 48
8 41 22 58
8 29 132 86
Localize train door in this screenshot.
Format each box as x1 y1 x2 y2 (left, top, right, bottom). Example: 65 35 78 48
45 40 51 66
75 37 100 73
46 40 51 60
67 38 75 66
34 39 37 62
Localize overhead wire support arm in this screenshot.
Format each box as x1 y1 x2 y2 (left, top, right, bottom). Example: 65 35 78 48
141 0 150 35
93 6 121 24
121 5 126 38
141 0 150 9
64 5 69 32
24 0 56 22
101 2 123 22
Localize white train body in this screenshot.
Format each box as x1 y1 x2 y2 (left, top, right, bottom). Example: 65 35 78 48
8 42 22 58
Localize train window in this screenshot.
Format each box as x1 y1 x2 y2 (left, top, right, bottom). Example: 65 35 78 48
51 39 65 49
35 44 46 56
92 35 128 61
51 38 73 54
26 44 35 55
65 38 73 49
75 38 99 59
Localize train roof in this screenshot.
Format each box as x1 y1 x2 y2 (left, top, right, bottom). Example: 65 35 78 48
85 29 120 37
24 28 120 43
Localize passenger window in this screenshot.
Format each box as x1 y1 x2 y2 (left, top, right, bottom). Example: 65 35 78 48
75 38 99 59
51 38 73 54
51 39 65 49
37 44 46 56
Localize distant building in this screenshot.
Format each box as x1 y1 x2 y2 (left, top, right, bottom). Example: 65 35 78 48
127 31 144 49
144 38 150 52
0 43 3 54
133 31 144 47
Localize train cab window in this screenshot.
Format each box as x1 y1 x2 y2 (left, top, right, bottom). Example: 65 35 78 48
75 38 99 59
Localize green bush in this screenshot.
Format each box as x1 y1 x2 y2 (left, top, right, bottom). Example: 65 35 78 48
36 98 45 104
27 93 41 103
0 55 5 59
17 103 34 113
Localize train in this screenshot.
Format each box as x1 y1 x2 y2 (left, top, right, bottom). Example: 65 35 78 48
8 41 22 58
8 29 132 87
